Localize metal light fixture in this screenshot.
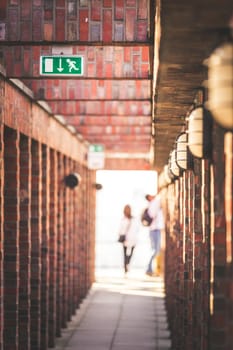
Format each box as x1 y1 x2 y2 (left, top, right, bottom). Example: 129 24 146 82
187 107 203 158
169 149 180 178
176 132 188 170
158 165 172 189
205 42 233 130
64 173 81 189
187 106 212 159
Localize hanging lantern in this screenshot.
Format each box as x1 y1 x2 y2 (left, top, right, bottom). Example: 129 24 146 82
176 132 188 170
187 107 203 158
169 149 180 178
205 42 233 130
187 106 212 159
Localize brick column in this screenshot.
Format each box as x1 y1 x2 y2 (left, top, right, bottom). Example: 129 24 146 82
48 149 58 348
73 165 80 309
19 135 31 350
67 160 74 320
31 140 42 350
65 157 73 323
69 160 75 316
62 157 69 327
3 127 20 350
210 126 228 350
224 133 233 349
40 145 50 350
79 165 87 300
0 123 4 350
56 153 64 337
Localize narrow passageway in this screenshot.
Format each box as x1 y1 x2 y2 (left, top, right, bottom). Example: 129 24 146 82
54 269 171 350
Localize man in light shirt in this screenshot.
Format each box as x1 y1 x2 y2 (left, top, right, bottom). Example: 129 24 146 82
145 192 165 276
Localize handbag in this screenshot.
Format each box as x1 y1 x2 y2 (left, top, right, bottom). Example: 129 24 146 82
118 234 126 243
141 208 153 227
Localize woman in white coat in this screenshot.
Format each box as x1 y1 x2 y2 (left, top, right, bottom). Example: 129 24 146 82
118 204 138 274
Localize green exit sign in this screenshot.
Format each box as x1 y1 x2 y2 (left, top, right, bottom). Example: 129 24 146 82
40 56 83 76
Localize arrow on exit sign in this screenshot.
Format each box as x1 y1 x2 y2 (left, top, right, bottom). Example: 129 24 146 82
40 56 83 76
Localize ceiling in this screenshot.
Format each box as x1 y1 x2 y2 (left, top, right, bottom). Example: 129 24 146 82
0 0 154 170
153 0 233 170
0 0 232 171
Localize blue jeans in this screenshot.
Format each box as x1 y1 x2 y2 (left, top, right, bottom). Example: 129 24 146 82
146 229 161 273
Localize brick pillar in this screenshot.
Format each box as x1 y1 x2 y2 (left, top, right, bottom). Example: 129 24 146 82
79 165 87 300
69 161 75 316
193 159 211 350
18 135 31 350
0 123 4 350
67 159 74 320
3 127 20 350
224 133 233 349
89 170 96 286
65 158 73 322
40 145 49 350
48 149 58 348
31 140 42 350
62 157 69 327
182 170 196 349
210 126 227 350
73 165 80 309
56 153 64 337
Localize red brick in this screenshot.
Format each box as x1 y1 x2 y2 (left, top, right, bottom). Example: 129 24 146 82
56 9 65 40
103 0 112 6
21 0 31 19
87 62 95 77
125 9 136 41
138 0 148 19
91 0 101 21
114 22 124 41
8 8 19 40
32 9 42 40
124 47 131 62
137 21 147 41
115 0 124 20
105 62 112 78
0 0 7 19
79 9 89 41
90 23 101 41
44 23 53 40
103 9 112 42
126 0 136 6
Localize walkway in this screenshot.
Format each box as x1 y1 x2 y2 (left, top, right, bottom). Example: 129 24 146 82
53 269 171 350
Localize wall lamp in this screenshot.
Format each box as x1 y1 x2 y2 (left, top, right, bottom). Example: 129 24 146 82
169 149 180 178
64 173 81 189
93 183 103 190
158 165 172 189
175 132 193 170
187 106 212 159
205 42 233 130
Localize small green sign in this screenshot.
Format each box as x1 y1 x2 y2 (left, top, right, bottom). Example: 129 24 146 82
40 56 83 76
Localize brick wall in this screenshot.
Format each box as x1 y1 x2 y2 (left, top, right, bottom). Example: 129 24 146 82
0 74 96 350
163 125 233 350
0 0 149 43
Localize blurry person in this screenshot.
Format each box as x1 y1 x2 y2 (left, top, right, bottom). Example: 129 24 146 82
144 192 165 276
118 204 138 274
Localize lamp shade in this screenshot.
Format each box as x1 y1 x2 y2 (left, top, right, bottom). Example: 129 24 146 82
169 149 180 177
64 173 81 188
158 165 172 189
188 107 203 158
176 132 188 170
206 43 233 130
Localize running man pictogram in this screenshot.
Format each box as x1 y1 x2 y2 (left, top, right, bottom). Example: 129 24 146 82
66 59 80 72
